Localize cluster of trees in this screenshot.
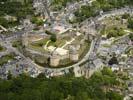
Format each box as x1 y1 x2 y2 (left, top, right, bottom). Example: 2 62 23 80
0 0 33 17
0 17 18 28
122 13 130 19
31 17 44 26
51 0 81 10
12 40 23 49
0 67 125 100
101 26 125 38
129 33 133 41
0 53 15 66
108 56 118 65
0 45 4 51
106 27 125 38
0 0 33 28
128 17 133 29
126 16 133 41
74 0 133 22
50 34 57 42
127 17 133 41
45 30 57 42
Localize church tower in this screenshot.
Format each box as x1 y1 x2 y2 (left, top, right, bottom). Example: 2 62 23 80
69 45 79 62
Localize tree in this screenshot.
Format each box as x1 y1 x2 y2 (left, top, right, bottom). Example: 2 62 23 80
0 45 3 51
108 56 119 65
7 71 12 80
50 34 57 42
128 18 133 29
0 68 125 100
122 13 130 19
106 91 123 100
0 17 8 28
129 33 133 41
31 17 44 26
45 30 53 35
101 67 113 76
50 91 64 100
75 92 89 100
37 73 46 79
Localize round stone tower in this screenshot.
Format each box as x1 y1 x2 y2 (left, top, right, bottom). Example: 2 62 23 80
69 45 79 62
50 51 60 67
22 32 28 47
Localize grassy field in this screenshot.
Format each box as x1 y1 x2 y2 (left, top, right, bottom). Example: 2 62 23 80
30 38 49 47
47 39 66 47
29 37 69 52
79 41 90 59
28 38 50 52
28 45 47 53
